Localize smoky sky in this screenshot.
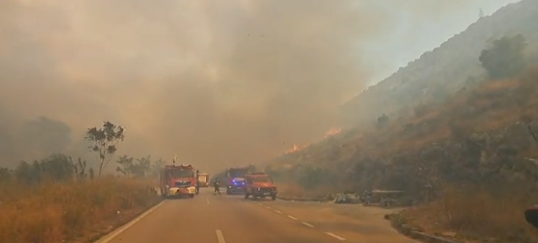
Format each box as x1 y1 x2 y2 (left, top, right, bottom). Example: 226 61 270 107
0 0 511 171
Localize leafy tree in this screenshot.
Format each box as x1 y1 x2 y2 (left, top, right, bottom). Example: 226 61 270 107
85 121 125 177
15 161 38 185
73 158 88 179
150 158 166 178
479 34 527 79
36 154 76 181
2 154 94 184
0 167 12 182
116 155 151 178
131 156 151 178
116 155 134 176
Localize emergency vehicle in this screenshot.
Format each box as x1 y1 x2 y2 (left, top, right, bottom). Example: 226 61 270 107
159 163 197 198
197 172 210 187
244 172 277 200
225 166 251 195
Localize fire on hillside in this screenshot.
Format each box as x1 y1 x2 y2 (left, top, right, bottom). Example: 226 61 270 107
283 127 342 154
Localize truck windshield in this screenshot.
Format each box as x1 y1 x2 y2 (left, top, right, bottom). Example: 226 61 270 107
252 176 271 182
169 169 194 178
229 169 249 178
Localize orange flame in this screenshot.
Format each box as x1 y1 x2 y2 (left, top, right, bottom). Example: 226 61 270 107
324 127 342 137
283 144 309 154
282 127 342 155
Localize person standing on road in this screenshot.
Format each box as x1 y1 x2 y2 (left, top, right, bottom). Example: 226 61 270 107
213 178 221 195
195 170 200 195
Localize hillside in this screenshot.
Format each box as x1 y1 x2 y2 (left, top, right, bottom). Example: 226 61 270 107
267 63 538 242
339 0 538 129
263 1 538 241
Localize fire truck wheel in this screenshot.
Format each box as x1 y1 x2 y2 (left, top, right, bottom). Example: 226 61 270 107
271 195 277 201
188 194 195 198
244 193 249 199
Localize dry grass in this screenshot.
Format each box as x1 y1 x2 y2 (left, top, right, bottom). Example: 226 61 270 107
0 177 160 243
401 184 538 243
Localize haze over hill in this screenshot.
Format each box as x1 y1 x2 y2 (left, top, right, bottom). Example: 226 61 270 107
0 0 517 172
268 0 538 191
341 0 537 128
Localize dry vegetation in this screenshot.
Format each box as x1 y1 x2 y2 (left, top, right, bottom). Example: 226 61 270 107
267 3 538 241
0 176 160 243
401 182 538 243
393 66 538 243
268 58 538 241
0 121 167 243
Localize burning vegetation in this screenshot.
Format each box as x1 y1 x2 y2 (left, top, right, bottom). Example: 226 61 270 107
283 127 342 154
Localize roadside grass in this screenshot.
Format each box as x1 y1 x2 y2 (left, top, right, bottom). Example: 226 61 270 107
401 183 538 243
0 177 160 243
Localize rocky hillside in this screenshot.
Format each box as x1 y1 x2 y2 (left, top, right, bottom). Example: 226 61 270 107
340 0 538 128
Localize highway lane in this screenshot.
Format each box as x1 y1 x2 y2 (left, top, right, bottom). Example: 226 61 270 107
96 188 418 243
260 200 419 243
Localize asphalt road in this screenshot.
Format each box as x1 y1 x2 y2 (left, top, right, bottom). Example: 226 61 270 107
96 188 419 243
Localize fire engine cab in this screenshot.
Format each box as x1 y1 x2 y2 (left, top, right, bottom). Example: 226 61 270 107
160 164 197 198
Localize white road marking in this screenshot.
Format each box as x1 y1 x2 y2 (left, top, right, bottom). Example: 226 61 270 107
216 230 226 243
265 206 271 209
287 215 298 220
325 232 346 241
302 222 314 228
95 200 166 243
206 198 210 204
258 203 263 206
274 210 282 214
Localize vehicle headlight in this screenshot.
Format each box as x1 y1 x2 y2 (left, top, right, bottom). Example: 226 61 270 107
165 185 170 189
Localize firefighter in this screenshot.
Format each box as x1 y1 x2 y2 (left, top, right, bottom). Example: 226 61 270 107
195 170 200 195
213 178 221 195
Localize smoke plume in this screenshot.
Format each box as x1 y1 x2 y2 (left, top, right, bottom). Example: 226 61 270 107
0 0 511 171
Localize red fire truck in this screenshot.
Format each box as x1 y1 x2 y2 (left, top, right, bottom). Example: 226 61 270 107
159 164 197 198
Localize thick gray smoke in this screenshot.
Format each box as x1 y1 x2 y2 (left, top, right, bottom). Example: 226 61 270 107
0 0 515 170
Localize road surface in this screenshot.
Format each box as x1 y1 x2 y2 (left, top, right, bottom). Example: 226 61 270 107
96 188 419 243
